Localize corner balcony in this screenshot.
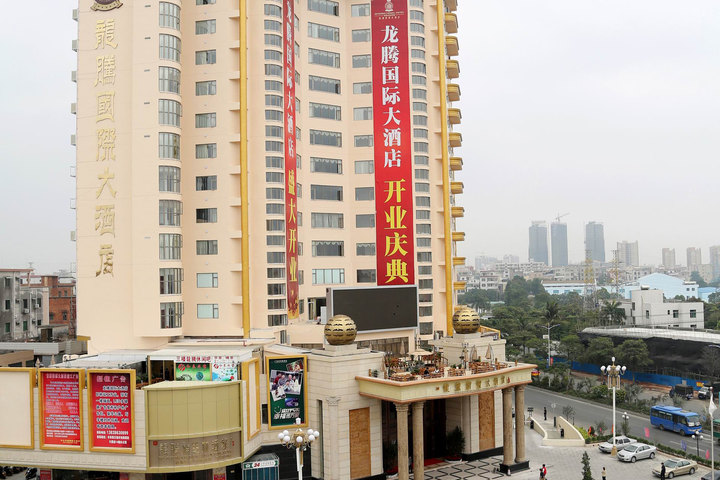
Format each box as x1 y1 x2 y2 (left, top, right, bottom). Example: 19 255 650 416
447 83 461 102
446 0 458 11
452 231 465 242
448 107 461 125
446 59 460 79
449 131 462 147
449 156 463 171
450 181 464 194
451 206 464 218
445 13 458 34
452 256 466 266
453 281 467 290
445 36 459 56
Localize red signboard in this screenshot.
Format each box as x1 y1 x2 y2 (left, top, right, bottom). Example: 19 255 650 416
88 370 134 452
39 470 52 480
284 0 299 318
39 370 82 449
372 0 415 285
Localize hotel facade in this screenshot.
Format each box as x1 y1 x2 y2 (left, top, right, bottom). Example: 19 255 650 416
74 0 465 354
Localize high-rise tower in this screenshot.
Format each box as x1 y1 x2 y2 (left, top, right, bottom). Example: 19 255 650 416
584 221 605 263
550 222 568 267
617 241 639 267
661 248 676 269
687 247 702 271
528 221 548 265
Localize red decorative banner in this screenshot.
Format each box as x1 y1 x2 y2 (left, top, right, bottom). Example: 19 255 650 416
284 0 299 318
39 370 82 449
372 0 415 285
88 370 134 452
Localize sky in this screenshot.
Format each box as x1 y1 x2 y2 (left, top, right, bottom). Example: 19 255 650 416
0 1 718 273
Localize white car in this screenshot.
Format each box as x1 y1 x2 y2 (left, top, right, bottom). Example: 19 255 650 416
598 435 634 453
617 443 657 462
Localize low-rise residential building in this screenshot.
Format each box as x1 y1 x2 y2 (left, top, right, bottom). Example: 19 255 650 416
621 288 703 328
619 273 699 300
0 269 47 341
29 274 76 336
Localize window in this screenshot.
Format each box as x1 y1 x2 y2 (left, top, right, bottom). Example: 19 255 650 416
418 265 432 275
159 166 181 193
264 4 281 16
673 310 679 318
412 62 426 74
411 36 425 47
159 132 180 159
311 212 343 228
310 130 342 147
411 48 425 59
410 23 424 33
419 279 433 289
308 48 340 68
196 80 216 95
356 243 375 256
355 187 374 201
266 235 284 246
266 219 285 231
355 214 375 228
414 142 429 153
357 269 376 283
159 66 180 93
195 49 217 65
265 141 283 152
265 34 282 47
159 2 180 29
352 29 371 42
416 224 431 234
159 200 182 226
352 55 371 68
160 302 183 328
159 99 181 126
197 304 219 319
196 240 218 255
415 169 430 180
266 110 283 121
267 268 285 279
266 125 283 138
312 241 344 257
267 252 286 263
413 102 427 112
419 306 432 317
266 95 283 107
196 19 216 34
311 157 342 174
415 155 429 165
264 20 281 32
266 188 284 200
309 103 341 120
410 0 423 6
265 80 283 92
308 0 339 16
308 75 340 94
353 82 372 94
268 314 287 326
265 49 282 61
353 107 373 121
195 113 216 128
159 34 181 62
413 89 427 100
267 283 286 295
311 185 343 201
4 299 10 310
354 160 374 174
266 172 284 183
265 64 282 77
196 175 217 191
266 203 284 215
351 4 370 16
268 298 286 310
312 268 344 285
159 268 183 295
196 208 217 223
308 22 339 42
194 144 217 159
410 10 424 21
416 209 430 220
417 252 432 262
265 157 284 170
159 234 182 260
412 75 427 86
413 114 428 125
691 310 697 318
415 182 429 192
197 273 218 288
354 135 373 147
416 237 431 247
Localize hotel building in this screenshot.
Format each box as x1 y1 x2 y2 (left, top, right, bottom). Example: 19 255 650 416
74 0 465 354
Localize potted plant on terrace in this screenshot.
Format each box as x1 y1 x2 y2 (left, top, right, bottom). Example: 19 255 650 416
445 426 465 462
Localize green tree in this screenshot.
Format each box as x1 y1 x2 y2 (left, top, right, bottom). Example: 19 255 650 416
557 334 584 389
616 339 653 383
457 288 491 311
504 276 531 308
709 292 720 304
601 300 626 326
597 288 612 301
691 271 709 288
583 337 615 365
581 451 594 480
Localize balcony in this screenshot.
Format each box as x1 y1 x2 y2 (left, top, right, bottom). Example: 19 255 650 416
446 59 460 78
450 156 463 171
445 13 458 34
450 181 464 194
452 256 466 266
448 107 461 125
447 83 461 102
445 36 459 56
449 132 462 147
453 281 467 290
446 0 458 11
451 206 464 218
452 231 465 242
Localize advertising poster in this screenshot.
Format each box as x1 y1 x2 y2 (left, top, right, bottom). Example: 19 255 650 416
88 370 135 452
175 362 211 381
211 356 238 382
0 368 34 448
39 369 83 449
266 355 307 428
371 0 415 285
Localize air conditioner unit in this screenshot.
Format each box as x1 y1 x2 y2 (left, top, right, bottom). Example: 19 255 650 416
71 70 77 82
23 308 30 314
72 39 78 51
72 8 78 20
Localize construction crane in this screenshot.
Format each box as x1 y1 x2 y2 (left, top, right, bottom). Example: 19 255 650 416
554 212 570 223
582 249 598 312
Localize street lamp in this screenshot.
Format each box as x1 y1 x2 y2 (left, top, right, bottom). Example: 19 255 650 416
600 357 627 456
621 411 630 436
538 323 561 368
692 433 704 457
278 418 318 480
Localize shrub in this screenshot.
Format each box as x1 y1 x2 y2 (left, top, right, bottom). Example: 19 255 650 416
590 384 609 399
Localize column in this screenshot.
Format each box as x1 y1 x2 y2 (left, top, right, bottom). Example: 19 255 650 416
514 385 526 463
412 402 425 480
325 397 340 480
395 403 410 480
501 387 514 466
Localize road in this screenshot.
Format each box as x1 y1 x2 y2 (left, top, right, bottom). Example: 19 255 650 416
525 386 718 457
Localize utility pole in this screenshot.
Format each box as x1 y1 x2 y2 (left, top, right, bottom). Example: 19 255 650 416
582 249 598 312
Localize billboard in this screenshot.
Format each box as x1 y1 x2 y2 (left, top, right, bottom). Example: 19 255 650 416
174 354 239 382
0 368 34 448
328 285 418 332
371 0 415 286
88 369 135 453
39 369 83 450
265 355 307 429
175 362 211 381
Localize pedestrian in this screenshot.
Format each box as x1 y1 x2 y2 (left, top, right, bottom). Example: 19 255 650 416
539 463 547 479
660 462 666 480
544 406 547 421
601 466 606 480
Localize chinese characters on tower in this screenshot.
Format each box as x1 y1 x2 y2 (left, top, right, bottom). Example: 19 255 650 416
284 0 299 318
372 0 415 285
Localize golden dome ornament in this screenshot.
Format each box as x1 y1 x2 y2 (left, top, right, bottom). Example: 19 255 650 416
324 314 358 345
452 307 480 334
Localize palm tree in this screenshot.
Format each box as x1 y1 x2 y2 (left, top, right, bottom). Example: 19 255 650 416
601 300 625 326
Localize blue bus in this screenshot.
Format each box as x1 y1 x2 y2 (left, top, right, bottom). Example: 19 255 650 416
650 405 702 435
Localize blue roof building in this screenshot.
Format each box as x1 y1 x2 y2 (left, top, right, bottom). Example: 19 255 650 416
620 273 699 300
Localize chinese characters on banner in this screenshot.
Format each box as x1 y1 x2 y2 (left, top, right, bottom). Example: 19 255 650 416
39 370 83 449
284 0 299 318
371 0 415 285
88 370 134 452
93 16 119 278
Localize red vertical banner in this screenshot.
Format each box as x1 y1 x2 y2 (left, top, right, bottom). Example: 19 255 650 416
87 370 135 452
372 0 415 285
39 369 83 450
284 0 299 318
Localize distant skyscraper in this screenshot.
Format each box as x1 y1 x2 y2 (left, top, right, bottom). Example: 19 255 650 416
502 254 520 264
662 248 676 269
551 222 568 267
529 221 549 265
687 247 702 271
617 241 640 266
710 246 720 281
584 222 606 263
